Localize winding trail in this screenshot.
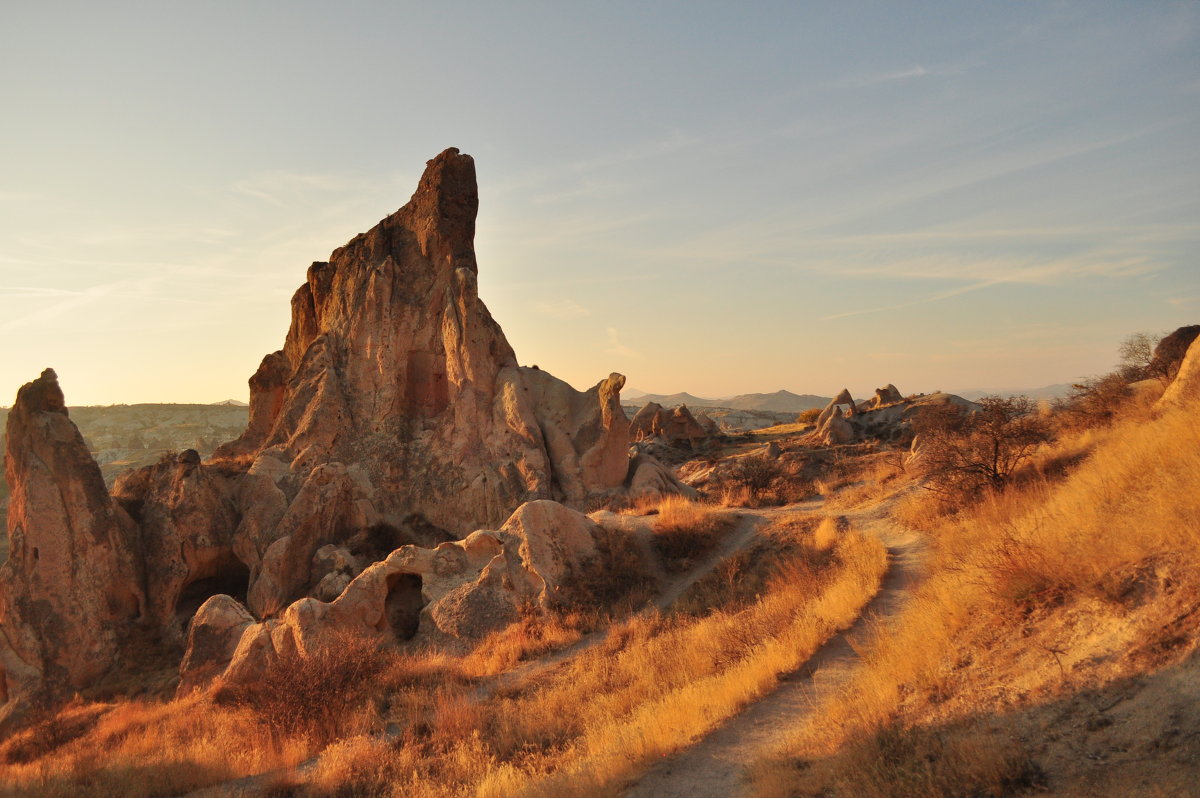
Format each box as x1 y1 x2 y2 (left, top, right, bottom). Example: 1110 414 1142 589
622 495 927 798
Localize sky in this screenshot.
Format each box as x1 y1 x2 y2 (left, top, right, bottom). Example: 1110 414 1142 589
1 1 1197 405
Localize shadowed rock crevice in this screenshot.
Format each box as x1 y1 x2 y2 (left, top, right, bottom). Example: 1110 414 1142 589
383 573 425 641
174 555 251 626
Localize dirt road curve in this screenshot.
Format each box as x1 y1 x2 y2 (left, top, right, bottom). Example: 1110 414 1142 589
622 498 927 798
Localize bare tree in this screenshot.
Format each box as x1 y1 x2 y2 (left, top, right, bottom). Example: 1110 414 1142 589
1118 332 1162 382
913 396 1051 495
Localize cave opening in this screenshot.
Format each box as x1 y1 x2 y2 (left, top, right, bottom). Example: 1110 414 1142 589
383 572 424 642
175 554 251 626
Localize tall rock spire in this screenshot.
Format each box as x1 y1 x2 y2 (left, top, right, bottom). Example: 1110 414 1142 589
0 369 143 723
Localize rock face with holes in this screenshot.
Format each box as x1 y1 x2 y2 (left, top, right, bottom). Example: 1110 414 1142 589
0 370 144 724
111 452 242 642
179 500 604 693
214 148 632 536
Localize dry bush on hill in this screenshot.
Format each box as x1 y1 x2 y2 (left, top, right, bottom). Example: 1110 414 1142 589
913 396 1050 497
796 407 822 424
824 722 1045 798
218 632 389 746
714 454 817 508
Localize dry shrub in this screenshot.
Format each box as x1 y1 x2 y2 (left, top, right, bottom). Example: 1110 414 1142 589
0 701 109 765
0 693 310 798
822 453 907 510
558 523 657 615
304 734 397 797
651 495 735 571
674 517 829 616
826 723 1043 798
219 632 389 746
460 609 585 678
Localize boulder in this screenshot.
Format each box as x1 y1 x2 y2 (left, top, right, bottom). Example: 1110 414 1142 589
871 384 904 408
630 402 665 441
626 454 699 500
0 370 144 722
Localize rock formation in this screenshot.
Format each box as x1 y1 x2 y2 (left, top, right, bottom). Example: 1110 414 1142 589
179 500 605 692
813 389 978 446
0 150 700 718
1152 325 1200 384
815 389 856 429
630 402 666 441
0 370 144 723
213 148 630 537
870 384 904 408
1158 334 1200 407
628 402 712 448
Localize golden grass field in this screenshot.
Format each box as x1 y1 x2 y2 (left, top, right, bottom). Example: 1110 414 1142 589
752 392 1200 797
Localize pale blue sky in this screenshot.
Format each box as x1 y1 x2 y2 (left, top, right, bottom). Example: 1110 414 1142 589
2 1 1197 404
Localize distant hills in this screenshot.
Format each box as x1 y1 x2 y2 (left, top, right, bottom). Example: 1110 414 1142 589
623 389 830 413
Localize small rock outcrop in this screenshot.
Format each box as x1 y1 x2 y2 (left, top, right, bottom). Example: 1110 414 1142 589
0 370 144 723
870 384 904 408
1152 325 1200 384
813 388 978 446
629 402 712 448
815 389 856 429
1158 334 1200 407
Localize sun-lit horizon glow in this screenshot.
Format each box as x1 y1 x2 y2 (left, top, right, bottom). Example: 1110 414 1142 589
2 2 1197 406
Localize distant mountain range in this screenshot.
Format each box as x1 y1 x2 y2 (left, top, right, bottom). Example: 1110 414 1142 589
622 389 830 413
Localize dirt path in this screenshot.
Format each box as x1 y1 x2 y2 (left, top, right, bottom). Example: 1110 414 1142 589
622 496 927 798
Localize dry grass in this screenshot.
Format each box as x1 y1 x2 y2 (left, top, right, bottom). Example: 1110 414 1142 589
820 451 907 510
459 610 588 678
752 396 1200 797
0 693 310 797
216 632 390 746
672 516 829 616
649 494 736 571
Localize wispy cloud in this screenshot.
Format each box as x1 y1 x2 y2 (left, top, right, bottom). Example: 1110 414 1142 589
231 170 399 207
604 327 641 358
534 299 590 320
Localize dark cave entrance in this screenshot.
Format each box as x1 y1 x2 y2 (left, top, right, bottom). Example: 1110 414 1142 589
383 573 425 642
175 554 251 626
